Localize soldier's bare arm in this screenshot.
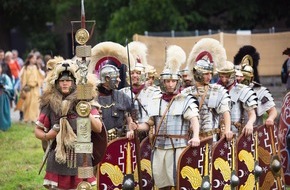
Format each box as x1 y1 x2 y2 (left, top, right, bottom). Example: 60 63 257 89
222 111 233 141
265 106 277 127
243 109 256 136
188 116 200 147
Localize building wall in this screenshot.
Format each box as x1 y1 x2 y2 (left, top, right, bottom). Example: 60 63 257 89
133 32 290 76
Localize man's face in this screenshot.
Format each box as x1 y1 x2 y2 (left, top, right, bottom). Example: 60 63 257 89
202 72 212 84
131 70 141 85
58 79 73 95
146 76 154 86
218 73 230 85
164 79 177 93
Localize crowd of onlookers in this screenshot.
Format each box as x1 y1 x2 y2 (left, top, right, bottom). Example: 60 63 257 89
0 48 51 131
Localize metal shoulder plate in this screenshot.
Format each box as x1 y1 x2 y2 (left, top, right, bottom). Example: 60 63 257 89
208 83 229 109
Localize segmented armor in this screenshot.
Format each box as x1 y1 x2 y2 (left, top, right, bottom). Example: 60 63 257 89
147 93 199 149
251 83 275 125
181 83 231 133
229 83 258 133
121 86 160 123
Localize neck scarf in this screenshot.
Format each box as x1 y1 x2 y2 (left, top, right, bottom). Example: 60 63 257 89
132 84 145 95
161 93 177 102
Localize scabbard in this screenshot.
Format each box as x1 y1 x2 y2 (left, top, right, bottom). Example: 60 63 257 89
38 140 52 175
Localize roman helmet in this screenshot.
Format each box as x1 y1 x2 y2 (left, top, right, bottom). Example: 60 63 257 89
99 64 120 89
126 41 147 85
240 55 254 86
178 65 193 88
159 45 186 93
187 38 227 84
233 45 260 83
89 41 134 89
145 64 157 78
216 61 236 87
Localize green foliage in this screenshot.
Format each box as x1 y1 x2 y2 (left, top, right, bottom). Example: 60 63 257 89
27 32 63 56
0 123 44 189
1 0 290 54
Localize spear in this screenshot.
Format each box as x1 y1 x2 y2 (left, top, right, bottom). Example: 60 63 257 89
125 38 143 190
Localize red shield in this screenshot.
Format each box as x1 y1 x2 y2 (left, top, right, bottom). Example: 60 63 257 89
177 137 213 189
278 92 290 186
256 124 286 189
211 136 235 190
139 137 156 190
236 132 256 189
97 137 138 189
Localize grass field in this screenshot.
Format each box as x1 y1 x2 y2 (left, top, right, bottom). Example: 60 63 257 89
0 122 44 190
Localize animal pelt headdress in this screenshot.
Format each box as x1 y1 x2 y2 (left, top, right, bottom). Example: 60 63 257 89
233 45 260 83
187 38 227 79
40 59 98 115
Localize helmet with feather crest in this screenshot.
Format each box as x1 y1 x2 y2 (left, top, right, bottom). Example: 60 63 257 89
187 38 227 84
89 41 134 89
233 45 260 84
125 41 148 85
160 45 186 93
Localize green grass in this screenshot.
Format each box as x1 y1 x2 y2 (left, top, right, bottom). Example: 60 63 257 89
0 122 45 190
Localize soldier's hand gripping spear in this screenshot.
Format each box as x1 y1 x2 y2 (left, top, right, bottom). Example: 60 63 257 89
122 39 143 190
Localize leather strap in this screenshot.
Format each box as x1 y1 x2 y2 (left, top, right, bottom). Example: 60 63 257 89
152 95 177 148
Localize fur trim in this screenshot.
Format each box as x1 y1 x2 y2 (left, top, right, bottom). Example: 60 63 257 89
46 56 64 71
42 59 98 103
40 88 77 115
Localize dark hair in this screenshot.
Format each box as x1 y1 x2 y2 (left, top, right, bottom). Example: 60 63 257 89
24 53 39 69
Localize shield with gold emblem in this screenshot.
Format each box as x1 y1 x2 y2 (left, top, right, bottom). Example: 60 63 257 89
278 92 290 186
211 136 238 190
236 131 257 189
177 136 213 189
256 124 285 189
97 137 139 189
139 136 156 190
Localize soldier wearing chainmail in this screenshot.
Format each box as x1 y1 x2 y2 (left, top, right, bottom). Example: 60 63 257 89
181 38 233 142
89 41 136 141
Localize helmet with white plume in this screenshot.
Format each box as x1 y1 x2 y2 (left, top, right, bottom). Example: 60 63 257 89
160 45 186 93
126 41 147 85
